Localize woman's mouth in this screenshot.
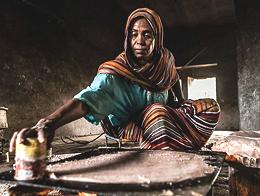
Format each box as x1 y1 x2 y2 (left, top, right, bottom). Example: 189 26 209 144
134 49 147 54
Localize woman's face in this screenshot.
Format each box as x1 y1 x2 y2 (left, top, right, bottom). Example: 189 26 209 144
130 18 155 65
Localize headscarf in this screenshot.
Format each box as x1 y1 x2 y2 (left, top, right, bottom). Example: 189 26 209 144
98 8 179 92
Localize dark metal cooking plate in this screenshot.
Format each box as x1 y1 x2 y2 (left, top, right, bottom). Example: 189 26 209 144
0 148 225 195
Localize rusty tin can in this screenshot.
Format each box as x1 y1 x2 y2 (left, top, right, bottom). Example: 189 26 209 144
14 138 46 180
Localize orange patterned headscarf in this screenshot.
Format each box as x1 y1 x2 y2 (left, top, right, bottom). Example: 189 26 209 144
98 8 179 92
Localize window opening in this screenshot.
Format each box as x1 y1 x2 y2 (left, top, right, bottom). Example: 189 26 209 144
187 77 216 100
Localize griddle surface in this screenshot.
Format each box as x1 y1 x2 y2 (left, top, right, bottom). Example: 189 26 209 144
0 148 225 195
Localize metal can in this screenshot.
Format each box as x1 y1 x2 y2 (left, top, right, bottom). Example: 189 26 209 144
14 138 46 180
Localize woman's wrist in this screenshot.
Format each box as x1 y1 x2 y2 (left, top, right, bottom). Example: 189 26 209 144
33 118 56 132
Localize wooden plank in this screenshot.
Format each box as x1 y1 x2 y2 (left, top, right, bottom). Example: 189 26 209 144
176 63 218 70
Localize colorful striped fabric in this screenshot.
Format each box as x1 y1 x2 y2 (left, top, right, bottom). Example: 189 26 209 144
99 8 221 150
98 49 179 92
98 8 179 92
103 98 220 150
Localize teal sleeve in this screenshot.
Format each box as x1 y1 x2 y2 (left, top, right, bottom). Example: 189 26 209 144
74 74 115 125
74 73 169 126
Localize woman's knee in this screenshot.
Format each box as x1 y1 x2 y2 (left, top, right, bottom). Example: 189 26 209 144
191 98 220 113
142 103 169 126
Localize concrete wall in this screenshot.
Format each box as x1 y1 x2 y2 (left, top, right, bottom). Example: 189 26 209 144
235 0 260 131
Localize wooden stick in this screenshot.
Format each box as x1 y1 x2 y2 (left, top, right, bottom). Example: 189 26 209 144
176 63 218 70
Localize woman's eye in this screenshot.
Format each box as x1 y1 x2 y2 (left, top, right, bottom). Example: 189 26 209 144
131 32 138 37
144 33 152 39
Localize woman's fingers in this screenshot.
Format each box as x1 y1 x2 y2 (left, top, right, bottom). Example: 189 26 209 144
37 128 46 143
10 129 30 152
9 125 51 153
16 128 30 144
9 131 18 152
9 118 54 152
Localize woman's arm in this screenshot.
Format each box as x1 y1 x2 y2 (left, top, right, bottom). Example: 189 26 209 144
9 98 89 152
172 80 185 104
44 98 89 130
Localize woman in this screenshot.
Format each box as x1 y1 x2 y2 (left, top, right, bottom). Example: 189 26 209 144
10 8 220 152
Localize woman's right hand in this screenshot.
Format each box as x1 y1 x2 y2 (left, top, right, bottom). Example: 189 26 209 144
9 118 55 152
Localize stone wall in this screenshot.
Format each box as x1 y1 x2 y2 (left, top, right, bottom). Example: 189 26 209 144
235 0 260 131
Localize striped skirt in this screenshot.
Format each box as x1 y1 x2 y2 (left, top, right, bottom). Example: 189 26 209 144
102 98 220 150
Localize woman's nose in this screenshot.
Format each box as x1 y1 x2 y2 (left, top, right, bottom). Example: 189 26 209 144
136 34 145 45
